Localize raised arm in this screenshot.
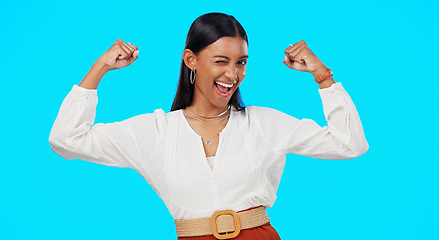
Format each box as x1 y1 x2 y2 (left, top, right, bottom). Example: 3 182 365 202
48 39 160 169
250 41 368 160
250 83 368 160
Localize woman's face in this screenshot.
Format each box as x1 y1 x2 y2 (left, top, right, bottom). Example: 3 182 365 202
191 36 248 110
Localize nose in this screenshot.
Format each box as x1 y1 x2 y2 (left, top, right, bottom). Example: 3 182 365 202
224 65 238 82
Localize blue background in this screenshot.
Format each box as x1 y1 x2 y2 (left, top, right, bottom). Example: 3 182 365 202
1 0 438 239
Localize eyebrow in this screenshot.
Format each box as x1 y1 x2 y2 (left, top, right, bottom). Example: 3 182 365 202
213 55 249 59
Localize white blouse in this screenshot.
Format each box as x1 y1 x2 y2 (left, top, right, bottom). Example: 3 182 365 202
49 82 368 220
206 156 215 170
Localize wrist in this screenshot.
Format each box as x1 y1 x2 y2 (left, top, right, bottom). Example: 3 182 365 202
94 58 111 73
318 76 335 89
78 60 108 90
313 67 335 89
310 66 328 78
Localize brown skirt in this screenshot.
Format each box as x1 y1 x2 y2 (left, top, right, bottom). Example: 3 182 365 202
177 207 281 240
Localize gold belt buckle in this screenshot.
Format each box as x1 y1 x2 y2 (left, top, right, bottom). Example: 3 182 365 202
210 209 241 239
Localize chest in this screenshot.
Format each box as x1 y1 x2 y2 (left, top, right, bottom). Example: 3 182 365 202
190 120 229 157
140 110 287 216
172 121 258 209
182 108 231 157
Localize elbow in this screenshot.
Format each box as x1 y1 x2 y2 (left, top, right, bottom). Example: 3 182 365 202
343 140 369 160
48 128 65 149
48 133 66 157
356 136 369 156
359 140 369 156
48 131 76 160
48 130 60 149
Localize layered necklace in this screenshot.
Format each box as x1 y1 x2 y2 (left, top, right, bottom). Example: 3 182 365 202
184 106 231 146
187 105 230 119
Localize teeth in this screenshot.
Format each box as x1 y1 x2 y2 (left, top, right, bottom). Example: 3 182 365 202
215 81 234 88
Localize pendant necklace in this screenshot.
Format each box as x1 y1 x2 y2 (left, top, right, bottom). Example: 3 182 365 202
184 111 230 146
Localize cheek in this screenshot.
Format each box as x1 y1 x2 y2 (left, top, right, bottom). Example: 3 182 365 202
197 70 213 84
239 68 246 80
199 66 222 81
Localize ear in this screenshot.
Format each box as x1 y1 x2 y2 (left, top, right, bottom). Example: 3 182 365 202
183 49 197 70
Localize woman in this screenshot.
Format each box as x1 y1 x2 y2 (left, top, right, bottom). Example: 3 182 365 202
49 13 368 239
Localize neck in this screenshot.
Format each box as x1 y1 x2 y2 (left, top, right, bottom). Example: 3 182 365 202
187 103 229 118
189 85 230 117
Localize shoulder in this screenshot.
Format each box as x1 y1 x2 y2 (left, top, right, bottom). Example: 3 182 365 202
236 105 300 128
121 109 175 134
235 105 289 119
127 109 179 121
245 105 283 114
124 109 167 123
231 105 293 127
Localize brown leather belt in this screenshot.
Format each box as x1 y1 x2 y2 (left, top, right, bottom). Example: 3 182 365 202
175 206 270 239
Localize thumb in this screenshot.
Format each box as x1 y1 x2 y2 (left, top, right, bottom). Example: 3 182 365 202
124 49 139 66
132 49 139 60
127 50 139 64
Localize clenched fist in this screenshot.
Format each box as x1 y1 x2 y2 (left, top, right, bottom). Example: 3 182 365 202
283 40 327 77
98 39 139 71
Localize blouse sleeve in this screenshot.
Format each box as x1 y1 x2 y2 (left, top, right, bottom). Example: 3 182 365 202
48 85 166 169
250 82 369 160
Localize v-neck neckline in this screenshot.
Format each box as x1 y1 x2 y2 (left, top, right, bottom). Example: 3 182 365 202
179 108 233 173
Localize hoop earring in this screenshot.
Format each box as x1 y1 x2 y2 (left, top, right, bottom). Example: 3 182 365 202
190 69 196 84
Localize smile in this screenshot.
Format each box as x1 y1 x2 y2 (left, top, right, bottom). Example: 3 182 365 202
214 81 236 96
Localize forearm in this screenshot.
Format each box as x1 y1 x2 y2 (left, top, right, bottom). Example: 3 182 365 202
78 59 109 90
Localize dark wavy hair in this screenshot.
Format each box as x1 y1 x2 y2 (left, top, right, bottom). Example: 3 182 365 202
171 13 248 111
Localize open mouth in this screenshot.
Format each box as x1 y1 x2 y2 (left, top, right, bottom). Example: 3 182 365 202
214 81 235 96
